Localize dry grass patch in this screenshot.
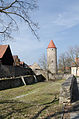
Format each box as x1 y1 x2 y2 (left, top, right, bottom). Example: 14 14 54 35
0 79 65 119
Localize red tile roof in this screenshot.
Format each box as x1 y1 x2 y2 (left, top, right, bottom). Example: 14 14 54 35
48 40 56 48
75 57 79 63
71 57 79 67
0 45 8 58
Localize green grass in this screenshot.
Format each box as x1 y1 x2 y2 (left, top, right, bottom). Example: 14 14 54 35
0 79 65 119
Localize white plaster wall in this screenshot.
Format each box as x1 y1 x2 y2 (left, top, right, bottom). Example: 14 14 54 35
77 67 79 76
71 67 77 76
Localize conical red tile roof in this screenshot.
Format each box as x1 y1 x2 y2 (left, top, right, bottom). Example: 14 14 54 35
48 40 56 48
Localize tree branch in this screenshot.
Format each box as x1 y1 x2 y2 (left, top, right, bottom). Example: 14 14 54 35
0 9 39 39
1 0 18 10
0 0 38 40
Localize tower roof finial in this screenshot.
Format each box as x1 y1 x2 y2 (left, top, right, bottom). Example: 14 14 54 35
48 40 56 48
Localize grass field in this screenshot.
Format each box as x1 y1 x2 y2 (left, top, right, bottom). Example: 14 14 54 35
0 79 65 119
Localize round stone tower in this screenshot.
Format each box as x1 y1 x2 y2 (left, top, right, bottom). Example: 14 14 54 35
47 40 57 74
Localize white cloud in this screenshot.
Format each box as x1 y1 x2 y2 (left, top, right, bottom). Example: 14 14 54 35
53 12 79 29
52 2 79 29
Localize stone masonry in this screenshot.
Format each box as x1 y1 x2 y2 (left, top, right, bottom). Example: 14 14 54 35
59 75 79 104
47 40 57 74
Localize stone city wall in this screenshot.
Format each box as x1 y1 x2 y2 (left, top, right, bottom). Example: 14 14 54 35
59 75 79 104
0 64 34 78
0 74 46 90
34 69 71 81
33 69 48 80
48 73 72 81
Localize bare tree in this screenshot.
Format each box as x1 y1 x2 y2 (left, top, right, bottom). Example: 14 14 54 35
39 53 47 70
58 53 67 73
67 46 79 65
0 0 38 41
39 53 50 80
58 45 79 73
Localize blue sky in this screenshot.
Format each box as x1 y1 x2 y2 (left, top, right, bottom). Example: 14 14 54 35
3 0 79 65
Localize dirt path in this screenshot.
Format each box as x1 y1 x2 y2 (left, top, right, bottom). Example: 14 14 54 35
13 88 39 99
62 101 79 119
13 82 59 99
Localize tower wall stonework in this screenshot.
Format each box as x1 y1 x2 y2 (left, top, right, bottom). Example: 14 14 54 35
47 48 57 74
